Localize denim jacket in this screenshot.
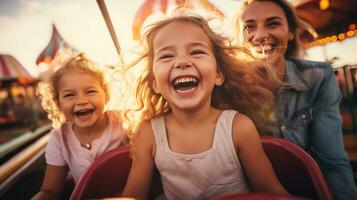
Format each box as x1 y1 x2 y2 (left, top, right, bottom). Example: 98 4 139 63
271 59 357 199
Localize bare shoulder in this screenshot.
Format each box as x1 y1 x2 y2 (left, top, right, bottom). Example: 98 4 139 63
131 120 156 157
231 113 289 194
136 120 155 142
232 112 258 136
232 112 260 149
121 120 156 199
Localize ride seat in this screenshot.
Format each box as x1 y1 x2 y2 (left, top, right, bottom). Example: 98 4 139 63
69 146 162 200
69 146 131 200
261 136 333 200
69 137 333 200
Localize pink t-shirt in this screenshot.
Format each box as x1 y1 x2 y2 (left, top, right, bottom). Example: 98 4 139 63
45 111 125 183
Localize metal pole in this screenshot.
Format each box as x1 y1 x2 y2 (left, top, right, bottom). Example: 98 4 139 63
96 0 124 65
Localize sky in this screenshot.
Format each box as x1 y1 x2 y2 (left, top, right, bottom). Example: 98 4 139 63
0 0 356 78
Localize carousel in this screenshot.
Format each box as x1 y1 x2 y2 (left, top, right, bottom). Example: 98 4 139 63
0 54 38 138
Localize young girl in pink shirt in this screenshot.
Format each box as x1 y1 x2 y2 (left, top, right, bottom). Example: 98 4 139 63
32 53 125 200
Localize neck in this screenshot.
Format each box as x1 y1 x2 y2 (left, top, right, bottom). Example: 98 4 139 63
276 58 286 81
268 57 286 95
168 106 220 128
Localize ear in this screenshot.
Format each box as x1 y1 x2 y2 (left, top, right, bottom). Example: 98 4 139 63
215 70 225 86
288 32 294 41
151 79 161 94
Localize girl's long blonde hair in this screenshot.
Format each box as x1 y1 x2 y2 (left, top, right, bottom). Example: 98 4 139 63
37 53 110 128
235 0 317 58
123 14 279 136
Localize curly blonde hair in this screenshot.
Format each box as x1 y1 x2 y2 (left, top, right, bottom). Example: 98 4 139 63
235 0 317 58
123 14 279 136
37 53 110 128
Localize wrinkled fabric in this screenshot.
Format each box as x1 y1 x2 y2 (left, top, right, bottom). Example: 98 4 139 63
269 59 357 200
151 110 250 200
45 111 125 183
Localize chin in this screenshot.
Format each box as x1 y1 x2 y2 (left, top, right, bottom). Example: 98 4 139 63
252 49 281 61
74 120 97 129
171 103 199 113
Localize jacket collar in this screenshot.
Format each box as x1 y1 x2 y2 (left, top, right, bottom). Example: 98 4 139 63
282 59 310 91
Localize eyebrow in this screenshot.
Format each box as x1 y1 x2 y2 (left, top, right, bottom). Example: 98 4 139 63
154 45 172 55
155 42 210 55
60 85 98 93
60 89 75 95
266 16 283 22
86 86 98 89
244 16 283 24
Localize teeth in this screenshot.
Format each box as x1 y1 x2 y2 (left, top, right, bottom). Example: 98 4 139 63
174 77 197 85
253 44 273 53
262 45 272 51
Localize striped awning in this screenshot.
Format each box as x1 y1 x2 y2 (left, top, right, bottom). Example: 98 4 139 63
132 0 224 40
0 54 34 84
36 24 74 65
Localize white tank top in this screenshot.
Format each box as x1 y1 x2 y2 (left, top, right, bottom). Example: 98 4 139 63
151 110 251 200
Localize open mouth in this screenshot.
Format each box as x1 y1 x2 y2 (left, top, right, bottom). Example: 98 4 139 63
172 76 199 94
253 44 274 55
74 108 94 117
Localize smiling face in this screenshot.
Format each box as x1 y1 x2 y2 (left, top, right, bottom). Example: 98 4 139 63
151 20 224 113
240 1 294 71
56 69 108 130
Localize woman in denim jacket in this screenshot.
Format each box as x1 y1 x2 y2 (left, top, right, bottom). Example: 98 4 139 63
235 0 357 199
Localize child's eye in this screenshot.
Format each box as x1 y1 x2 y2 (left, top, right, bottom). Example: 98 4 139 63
63 93 74 98
191 50 206 56
87 90 97 95
158 54 174 60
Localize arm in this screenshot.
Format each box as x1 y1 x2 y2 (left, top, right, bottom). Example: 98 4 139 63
233 113 289 194
31 165 68 200
310 65 357 199
121 121 155 200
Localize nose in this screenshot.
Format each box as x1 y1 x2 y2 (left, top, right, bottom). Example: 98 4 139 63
250 27 269 44
174 55 193 69
76 93 89 106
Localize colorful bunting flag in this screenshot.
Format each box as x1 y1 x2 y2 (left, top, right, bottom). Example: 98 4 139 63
36 24 75 65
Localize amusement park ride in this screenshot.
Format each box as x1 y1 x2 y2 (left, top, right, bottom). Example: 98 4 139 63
0 0 356 199
0 54 36 127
